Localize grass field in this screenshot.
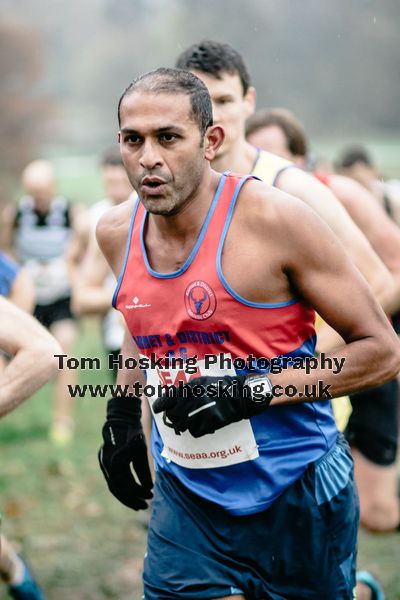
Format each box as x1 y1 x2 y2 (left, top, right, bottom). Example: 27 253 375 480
1 320 400 599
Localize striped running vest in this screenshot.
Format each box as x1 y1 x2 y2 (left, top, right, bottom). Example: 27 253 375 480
251 149 294 185
14 196 72 304
114 171 338 515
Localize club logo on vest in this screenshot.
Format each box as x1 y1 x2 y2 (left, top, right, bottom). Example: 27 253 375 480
125 296 151 309
185 280 216 320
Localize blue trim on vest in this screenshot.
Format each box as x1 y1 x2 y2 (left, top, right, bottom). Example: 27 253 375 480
140 174 226 279
216 175 299 308
112 198 140 308
250 147 261 173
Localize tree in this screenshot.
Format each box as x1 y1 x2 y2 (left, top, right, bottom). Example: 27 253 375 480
0 21 55 206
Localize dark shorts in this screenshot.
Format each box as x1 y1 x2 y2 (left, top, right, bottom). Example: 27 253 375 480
346 378 399 466
34 297 74 330
143 435 359 600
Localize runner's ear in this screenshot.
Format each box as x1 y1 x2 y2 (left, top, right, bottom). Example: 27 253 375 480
243 86 256 118
204 125 224 162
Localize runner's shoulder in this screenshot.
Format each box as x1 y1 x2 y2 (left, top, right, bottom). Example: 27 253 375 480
238 177 319 234
327 173 377 213
96 194 137 259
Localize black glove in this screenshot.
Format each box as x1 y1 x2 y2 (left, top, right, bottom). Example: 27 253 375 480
152 374 273 438
98 396 153 510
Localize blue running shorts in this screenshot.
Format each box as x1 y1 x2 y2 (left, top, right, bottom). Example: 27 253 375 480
143 435 359 600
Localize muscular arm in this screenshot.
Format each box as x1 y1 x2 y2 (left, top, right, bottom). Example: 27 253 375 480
329 174 400 315
277 168 395 311
0 297 61 417
257 191 400 404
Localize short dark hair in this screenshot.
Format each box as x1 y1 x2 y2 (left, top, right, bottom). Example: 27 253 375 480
176 40 251 95
246 108 309 157
336 146 374 169
101 146 124 167
118 67 213 141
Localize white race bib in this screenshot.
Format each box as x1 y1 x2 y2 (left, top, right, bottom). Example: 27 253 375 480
145 353 259 469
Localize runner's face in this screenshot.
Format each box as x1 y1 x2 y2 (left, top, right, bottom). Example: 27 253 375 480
23 179 55 208
119 91 207 215
247 125 293 160
102 165 133 205
191 70 254 158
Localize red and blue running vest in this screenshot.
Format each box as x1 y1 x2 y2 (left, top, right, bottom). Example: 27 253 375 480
113 172 338 515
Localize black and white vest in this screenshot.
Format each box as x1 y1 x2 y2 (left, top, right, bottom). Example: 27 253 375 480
14 196 72 304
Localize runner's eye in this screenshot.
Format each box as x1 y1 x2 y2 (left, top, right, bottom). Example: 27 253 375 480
159 133 178 143
216 97 232 105
124 134 142 144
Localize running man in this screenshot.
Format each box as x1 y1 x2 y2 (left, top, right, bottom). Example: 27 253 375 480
97 67 400 600
2 160 79 445
245 107 400 534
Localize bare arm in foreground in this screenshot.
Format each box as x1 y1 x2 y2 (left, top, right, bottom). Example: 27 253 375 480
0 297 61 417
